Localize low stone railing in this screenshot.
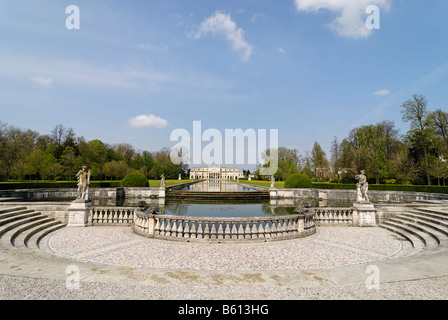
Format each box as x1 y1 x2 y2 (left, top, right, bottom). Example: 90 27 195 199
313 207 353 226
91 207 135 225
133 210 316 242
90 206 358 229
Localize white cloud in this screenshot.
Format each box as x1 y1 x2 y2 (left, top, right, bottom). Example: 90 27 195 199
278 47 285 54
294 0 391 39
192 11 253 62
31 76 53 87
128 114 168 128
251 13 266 24
373 89 390 96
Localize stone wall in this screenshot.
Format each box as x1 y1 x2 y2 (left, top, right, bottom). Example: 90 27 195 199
270 188 448 202
0 187 164 201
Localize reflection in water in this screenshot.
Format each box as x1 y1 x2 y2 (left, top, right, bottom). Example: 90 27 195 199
178 180 258 192
95 180 355 218
163 198 353 218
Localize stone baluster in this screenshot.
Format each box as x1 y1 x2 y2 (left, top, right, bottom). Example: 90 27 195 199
210 222 217 239
264 221 271 239
271 221 278 239
183 220 190 239
217 222 224 240
197 222 204 239
176 219 183 238
190 221 197 239
223 222 231 240
203 221 210 239
231 222 238 239
154 218 161 236
244 222 252 239
237 222 245 240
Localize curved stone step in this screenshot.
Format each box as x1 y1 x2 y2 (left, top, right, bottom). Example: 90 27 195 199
9 218 57 248
414 208 448 216
0 211 41 227
0 214 48 240
0 206 28 215
378 223 425 250
412 209 448 221
0 209 36 221
27 224 66 250
400 212 448 230
379 221 427 249
388 217 441 248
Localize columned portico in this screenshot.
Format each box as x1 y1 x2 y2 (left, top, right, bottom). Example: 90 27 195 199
190 165 244 180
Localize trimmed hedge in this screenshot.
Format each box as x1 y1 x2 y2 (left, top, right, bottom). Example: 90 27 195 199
121 173 149 188
312 182 448 194
0 181 121 190
284 174 313 189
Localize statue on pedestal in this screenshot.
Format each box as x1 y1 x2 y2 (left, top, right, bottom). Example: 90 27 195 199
355 170 369 203
76 166 91 201
270 175 275 189
160 173 166 188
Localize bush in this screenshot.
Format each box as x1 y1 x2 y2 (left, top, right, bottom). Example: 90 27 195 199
121 173 149 187
284 174 313 188
0 181 122 190
311 182 448 194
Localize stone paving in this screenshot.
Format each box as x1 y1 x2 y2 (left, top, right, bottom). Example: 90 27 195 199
41 226 411 271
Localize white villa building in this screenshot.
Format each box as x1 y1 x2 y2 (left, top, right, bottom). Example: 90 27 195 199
189 165 244 180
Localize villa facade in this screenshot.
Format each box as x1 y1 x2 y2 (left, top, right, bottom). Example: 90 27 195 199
189 165 244 180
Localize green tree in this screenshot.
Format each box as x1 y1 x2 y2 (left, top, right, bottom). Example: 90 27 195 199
401 94 432 184
330 136 342 170
388 143 418 185
61 146 78 180
428 155 448 186
43 154 62 181
311 141 329 181
428 109 448 154
26 149 46 181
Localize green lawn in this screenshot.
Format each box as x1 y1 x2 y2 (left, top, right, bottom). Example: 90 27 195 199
149 179 193 188
240 180 285 189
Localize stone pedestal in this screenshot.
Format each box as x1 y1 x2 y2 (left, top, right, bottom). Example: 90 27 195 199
352 202 377 227
67 200 92 227
159 187 166 198
269 188 277 199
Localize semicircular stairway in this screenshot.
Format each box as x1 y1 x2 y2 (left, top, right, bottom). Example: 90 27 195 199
379 207 448 252
1 204 447 258
0 206 66 251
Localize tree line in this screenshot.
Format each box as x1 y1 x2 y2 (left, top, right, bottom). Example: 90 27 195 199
256 95 448 186
1 94 447 185
0 123 186 181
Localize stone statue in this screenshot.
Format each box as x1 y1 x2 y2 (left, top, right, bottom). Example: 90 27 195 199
76 166 91 201
294 200 314 215
355 170 369 203
270 175 275 188
160 173 165 188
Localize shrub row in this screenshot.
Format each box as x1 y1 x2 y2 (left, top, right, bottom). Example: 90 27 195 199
312 183 448 194
0 181 122 190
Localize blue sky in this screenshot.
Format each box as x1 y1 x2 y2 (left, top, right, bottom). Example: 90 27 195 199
1 0 447 169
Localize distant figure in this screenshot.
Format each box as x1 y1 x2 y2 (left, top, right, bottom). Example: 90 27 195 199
160 173 166 188
76 166 91 201
355 170 369 203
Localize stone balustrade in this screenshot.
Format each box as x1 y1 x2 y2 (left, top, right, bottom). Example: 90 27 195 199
91 207 135 225
133 210 316 242
314 208 353 226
